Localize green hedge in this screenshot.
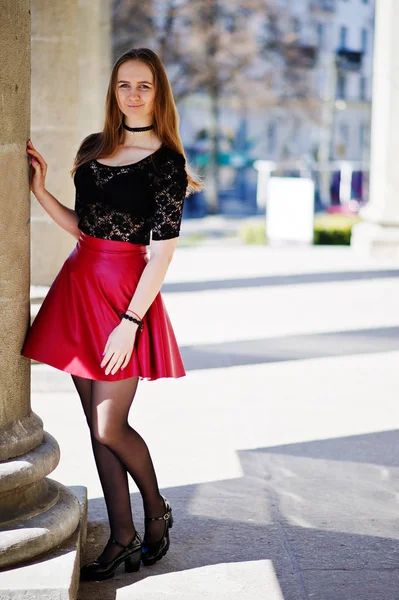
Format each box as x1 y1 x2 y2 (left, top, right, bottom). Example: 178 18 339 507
313 214 361 245
239 222 267 245
239 214 361 246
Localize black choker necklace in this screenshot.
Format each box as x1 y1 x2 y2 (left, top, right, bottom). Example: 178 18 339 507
123 122 154 133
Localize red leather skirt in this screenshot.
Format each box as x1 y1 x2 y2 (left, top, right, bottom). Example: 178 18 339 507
21 232 186 381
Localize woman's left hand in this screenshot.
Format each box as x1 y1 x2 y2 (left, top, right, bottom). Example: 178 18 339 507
101 320 138 375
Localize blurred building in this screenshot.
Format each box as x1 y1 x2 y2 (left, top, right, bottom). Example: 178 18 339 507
179 0 374 167
112 0 375 212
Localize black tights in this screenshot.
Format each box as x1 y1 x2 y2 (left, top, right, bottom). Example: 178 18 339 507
72 375 165 562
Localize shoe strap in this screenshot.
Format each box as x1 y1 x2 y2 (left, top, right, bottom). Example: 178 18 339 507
110 538 128 549
109 532 139 550
145 511 171 522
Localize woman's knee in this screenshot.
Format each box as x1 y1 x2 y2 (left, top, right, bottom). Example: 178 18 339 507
92 421 122 446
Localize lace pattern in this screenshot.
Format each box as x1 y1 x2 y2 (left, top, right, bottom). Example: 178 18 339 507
74 146 188 245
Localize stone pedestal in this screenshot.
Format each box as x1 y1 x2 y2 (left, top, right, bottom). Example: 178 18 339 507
0 487 87 600
31 0 111 285
351 0 399 257
0 0 80 569
351 222 399 259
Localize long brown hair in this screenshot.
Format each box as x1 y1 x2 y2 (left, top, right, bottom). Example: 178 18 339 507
71 48 201 193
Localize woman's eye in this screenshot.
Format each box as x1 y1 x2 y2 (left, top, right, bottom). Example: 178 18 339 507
118 84 149 89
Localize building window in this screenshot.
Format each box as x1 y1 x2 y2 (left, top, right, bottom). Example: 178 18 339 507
292 17 301 42
337 74 346 99
360 123 369 149
339 26 347 49
317 22 325 49
361 28 368 53
359 76 367 101
336 123 349 157
293 17 301 33
223 14 236 33
339 123 349 144
267 121 277 153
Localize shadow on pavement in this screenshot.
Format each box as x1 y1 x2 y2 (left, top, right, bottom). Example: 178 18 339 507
163 269 399 294
181 326 399 371
78 429 399 600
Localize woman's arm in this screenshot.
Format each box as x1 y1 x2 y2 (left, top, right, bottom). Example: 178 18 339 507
125 238 178 319
126 151 187 318
34 189 81 240
100 150 187 376
27 140 81 239
100 239 178 376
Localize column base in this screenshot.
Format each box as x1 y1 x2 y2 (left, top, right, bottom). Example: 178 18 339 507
0 412 43 461
0 486 87 600
0 481 81 568
0 432 81 568
351 221 399 259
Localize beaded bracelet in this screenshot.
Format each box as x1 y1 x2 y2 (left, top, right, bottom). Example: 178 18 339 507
126 309 143 321
120 313 144 331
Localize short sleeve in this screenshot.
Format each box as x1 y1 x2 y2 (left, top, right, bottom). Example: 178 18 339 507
151 151 188 241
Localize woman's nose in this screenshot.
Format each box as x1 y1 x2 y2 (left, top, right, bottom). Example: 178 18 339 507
129 90 140 101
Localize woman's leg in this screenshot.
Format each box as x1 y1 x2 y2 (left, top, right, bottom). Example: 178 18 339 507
91 377 166 545
71 374 137 562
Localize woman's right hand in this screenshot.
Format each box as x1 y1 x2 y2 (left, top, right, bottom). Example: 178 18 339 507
27 140 47 197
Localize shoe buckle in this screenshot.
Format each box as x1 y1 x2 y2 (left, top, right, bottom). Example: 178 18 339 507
163 512 170 521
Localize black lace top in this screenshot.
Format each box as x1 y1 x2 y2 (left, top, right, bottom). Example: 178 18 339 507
73 144 188 245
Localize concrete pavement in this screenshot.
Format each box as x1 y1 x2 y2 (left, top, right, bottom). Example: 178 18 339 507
30 239 399 599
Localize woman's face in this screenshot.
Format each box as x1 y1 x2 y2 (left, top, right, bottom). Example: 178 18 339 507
115 60 156 122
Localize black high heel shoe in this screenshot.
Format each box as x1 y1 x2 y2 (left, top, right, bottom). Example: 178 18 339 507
141 495 173 566
80 531 142 581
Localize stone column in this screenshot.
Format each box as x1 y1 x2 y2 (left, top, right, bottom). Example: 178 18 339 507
0 0 80 568
30 0 80 286
31 0 111 285
78 0 112 140
351 0 399 257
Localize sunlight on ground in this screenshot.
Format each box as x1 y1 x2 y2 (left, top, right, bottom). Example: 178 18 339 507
115 561 284 600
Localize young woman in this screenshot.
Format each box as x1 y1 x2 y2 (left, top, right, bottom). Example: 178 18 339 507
22 47 201 582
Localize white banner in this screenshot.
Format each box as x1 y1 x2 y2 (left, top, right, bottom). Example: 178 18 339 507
267 177 315 243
